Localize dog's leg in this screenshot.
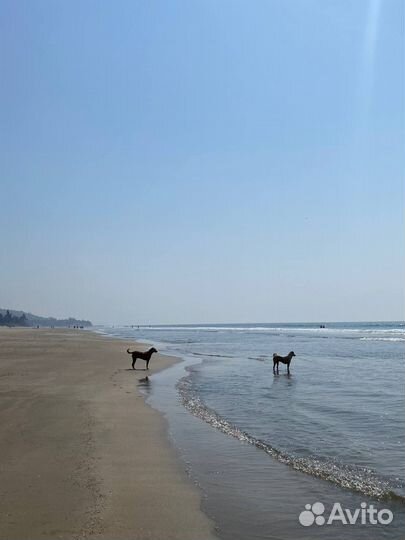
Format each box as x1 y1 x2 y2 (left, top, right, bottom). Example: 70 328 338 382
132 357 136 370
287 361 290 374
273 359 276 374
146 359 150 370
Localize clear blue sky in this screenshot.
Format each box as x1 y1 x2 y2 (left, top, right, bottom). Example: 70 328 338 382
1 0 404 325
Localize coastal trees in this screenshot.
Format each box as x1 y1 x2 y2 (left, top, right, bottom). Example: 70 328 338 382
0 310 28 327
0 308 91 327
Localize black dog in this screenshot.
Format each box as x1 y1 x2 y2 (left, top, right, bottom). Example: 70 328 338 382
273 351 295 374
127 347 157 370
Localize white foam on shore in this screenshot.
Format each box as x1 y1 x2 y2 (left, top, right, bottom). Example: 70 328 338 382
177 372 405 503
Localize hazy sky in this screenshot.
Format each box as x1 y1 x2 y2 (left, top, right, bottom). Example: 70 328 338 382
1 0 404 325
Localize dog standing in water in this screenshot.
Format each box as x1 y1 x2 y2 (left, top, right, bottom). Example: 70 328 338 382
127 347 157 370
273 351 295 374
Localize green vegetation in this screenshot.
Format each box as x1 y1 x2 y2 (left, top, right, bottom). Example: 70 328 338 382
0 309 92 327
0 310 27 326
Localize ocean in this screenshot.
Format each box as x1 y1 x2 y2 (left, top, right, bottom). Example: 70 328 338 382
97 321 405 539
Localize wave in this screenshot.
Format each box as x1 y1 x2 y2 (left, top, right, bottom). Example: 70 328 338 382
192 352 235 359
360 337 405 342
140 325 405 341
177 374 405 503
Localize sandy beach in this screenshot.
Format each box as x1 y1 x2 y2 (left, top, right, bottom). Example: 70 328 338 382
0 328 216 540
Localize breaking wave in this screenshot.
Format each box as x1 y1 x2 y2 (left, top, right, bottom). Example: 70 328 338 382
177 374 405 503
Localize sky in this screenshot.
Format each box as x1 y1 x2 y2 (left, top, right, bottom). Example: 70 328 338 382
1 0 404 325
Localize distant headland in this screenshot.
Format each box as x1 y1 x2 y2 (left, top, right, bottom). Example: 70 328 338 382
0 308 92 328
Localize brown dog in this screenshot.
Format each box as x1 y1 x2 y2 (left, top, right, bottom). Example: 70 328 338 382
273 351 295 374
127 347 157 370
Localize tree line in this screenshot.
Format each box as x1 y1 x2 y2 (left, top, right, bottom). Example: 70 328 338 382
0 310 28 326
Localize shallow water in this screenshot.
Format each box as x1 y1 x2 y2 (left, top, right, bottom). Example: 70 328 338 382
98 322 405 539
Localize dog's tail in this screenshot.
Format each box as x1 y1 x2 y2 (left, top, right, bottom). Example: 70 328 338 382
127 348 132 354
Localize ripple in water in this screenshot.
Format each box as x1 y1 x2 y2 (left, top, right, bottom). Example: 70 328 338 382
177 374 405 503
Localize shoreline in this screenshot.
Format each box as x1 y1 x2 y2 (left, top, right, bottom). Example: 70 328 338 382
0 328 217 539
102 324 405 540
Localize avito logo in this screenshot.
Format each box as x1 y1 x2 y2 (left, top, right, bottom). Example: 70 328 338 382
299 501 393 527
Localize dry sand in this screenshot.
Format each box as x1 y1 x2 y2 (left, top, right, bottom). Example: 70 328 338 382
0 328 217 540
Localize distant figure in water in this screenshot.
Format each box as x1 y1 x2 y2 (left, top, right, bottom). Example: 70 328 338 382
127 347 157 370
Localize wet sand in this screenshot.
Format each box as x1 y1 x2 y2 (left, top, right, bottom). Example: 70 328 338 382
0 328 216 540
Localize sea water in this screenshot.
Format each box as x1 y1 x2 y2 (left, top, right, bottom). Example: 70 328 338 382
98 322 404 539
